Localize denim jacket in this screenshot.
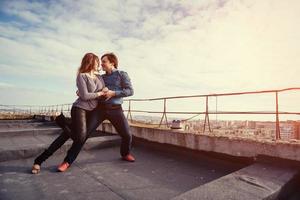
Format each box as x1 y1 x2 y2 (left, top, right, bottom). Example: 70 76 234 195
99 68 134 105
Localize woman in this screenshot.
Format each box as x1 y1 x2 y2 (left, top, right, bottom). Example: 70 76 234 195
32 53 107 174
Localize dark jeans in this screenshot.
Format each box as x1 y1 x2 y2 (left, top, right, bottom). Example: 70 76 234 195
34 105 132 165
95 106 132 157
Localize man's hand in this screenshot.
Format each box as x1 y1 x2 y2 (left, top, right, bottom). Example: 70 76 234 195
97 91 106 97
104 90 116 101
102 87 109 93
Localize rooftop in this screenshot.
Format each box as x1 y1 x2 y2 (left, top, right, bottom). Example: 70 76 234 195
0 119 299 200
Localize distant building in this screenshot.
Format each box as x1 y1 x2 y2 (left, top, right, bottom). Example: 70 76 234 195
280 121 300 140
293 121 300 139
245 120 256 129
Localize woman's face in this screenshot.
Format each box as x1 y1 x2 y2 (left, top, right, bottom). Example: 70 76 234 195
94 60 100 71
101 56 114 72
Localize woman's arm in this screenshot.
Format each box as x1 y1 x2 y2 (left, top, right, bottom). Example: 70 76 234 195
76 74 103 101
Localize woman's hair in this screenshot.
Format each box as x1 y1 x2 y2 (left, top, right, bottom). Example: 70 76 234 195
101 52 118 68
77 53 99 74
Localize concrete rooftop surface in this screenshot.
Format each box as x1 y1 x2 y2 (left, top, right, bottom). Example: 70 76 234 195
0 119 300 200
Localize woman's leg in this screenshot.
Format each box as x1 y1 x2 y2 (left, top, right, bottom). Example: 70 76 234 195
63 107 105 164
62 106 88 165
34 131 70 165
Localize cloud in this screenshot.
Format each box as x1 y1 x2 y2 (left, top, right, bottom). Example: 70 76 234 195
0 0 299 120
0 81 14 88
0 80 74 105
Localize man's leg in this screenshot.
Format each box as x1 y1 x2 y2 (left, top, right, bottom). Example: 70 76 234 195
85 108 106 139
106 108 132 157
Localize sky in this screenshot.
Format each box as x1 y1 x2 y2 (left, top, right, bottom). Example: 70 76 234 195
0 0 300 121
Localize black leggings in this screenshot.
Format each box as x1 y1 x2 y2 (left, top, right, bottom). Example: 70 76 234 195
34 106 99 165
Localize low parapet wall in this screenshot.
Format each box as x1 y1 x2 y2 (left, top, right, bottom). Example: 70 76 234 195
98 122 300 162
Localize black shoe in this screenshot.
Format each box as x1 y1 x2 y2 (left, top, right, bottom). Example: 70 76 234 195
55 113 72 135
55 113 67 128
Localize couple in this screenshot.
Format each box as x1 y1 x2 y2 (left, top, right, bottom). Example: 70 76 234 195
31 52 135 174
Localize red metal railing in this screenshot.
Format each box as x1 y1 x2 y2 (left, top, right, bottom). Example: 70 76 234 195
124 87 300 139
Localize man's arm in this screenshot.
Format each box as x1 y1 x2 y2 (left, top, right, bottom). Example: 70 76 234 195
114 71 134 97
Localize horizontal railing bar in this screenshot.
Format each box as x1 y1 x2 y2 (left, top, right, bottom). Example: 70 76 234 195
1 110 299 115
0 103 72 107
125 110 300 115
1 87 300 106
124 87 300 101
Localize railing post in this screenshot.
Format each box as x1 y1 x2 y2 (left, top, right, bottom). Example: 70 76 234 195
159 99 168 128
215 96 218 126
127 100 133 122
13 106 16 115
203 96 212 133
275 92 281 140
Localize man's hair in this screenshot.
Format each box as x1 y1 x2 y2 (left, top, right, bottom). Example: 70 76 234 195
101 53 118 68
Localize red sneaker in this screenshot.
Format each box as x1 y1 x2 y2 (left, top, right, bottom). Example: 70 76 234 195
57 162 70 172
122 154 135 162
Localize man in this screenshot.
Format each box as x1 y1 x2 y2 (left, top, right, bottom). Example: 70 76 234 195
96 52 135 162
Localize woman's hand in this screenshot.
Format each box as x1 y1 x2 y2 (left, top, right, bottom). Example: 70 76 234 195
104 90 116 101
102 87 109 93
76 90 104 98
97 86 110 97
97 91 105 97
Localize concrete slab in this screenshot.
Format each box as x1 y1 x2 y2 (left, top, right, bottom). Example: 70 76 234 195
0 127 62 137
0 135 120 162
0 144 246 200
172 162 298 200
98 123 300 162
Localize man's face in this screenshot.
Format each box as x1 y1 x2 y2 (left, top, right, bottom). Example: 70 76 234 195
101 56 114 72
